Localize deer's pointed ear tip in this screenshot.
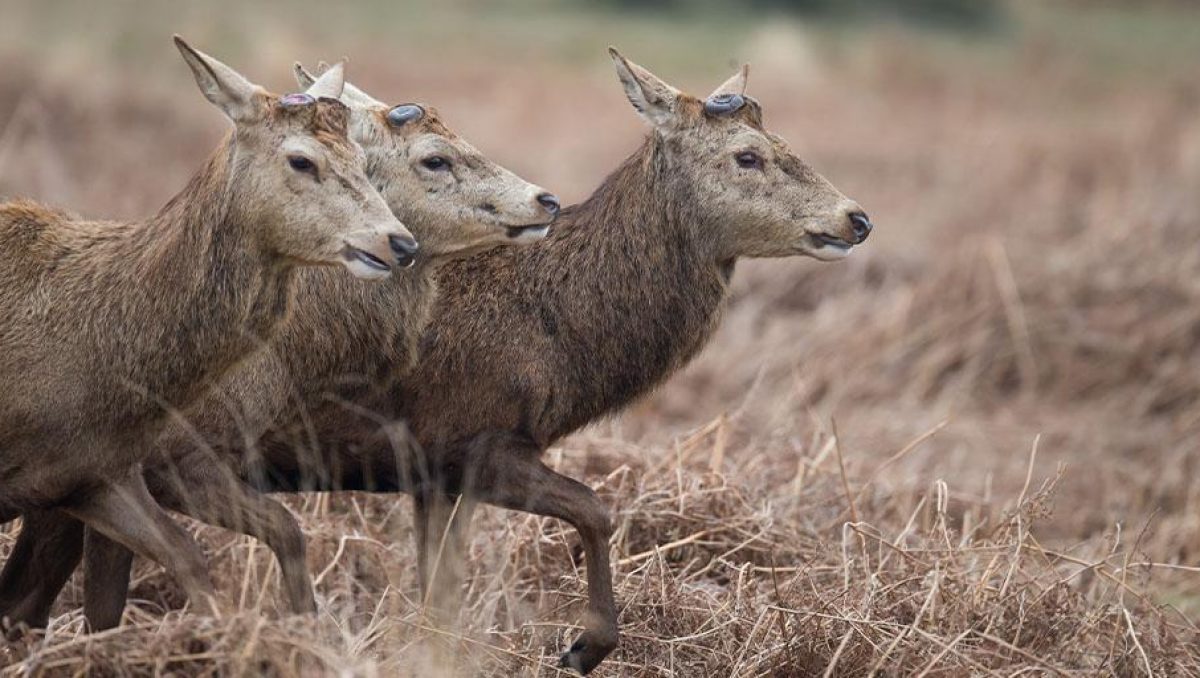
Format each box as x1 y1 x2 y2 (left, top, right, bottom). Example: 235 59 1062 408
607 46 623 60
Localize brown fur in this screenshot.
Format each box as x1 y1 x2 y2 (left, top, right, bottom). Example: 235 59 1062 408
0 38 408 630
0 138 283 510
1 51 867 675
0 80 555 629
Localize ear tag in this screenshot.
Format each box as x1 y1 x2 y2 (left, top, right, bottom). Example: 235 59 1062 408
386 104 425 127
280 93 317 108
704 93 745 116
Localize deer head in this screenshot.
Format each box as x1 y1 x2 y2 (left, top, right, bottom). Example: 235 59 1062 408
609 48 872 263
294 63 558 260
175 37 414 280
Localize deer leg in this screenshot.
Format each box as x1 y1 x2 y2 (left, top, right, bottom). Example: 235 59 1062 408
457 436 617 675
62 468 219 618
413 489 477 625
77 458 315 627
176 485 314 614
81 528 133 630
146 460 316 615
78 463 314 628
0 509 84 636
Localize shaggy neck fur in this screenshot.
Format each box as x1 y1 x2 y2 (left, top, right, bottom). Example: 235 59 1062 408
84 134 292 421
529 136 730 436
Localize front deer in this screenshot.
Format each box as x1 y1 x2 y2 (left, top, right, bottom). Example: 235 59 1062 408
0 37 407 625
0 67 558 630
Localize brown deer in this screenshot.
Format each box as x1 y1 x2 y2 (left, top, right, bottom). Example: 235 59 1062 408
390 50 871 673
0 37 409 623
0 65 558 630
3 49 870 675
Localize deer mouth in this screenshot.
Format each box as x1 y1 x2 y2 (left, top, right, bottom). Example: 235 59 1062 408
811 233 853 251
801 232 855 261
503 221 553 242
341 244 393 279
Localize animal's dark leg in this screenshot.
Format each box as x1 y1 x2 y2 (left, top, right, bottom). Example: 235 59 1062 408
413 489 477 625
460 433 617 675
62 467 219 617
146 456 316 614
78 457 315 629
0 510 84 637
82 528 132 630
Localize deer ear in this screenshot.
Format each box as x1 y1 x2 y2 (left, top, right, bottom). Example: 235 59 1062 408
608 47 681 128
293 62 317 89
708 64 749 100
174 35 261 122
305 60 346 99
309 60 384 109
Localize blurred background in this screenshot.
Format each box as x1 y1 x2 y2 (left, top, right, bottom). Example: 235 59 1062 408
1 0 1199 674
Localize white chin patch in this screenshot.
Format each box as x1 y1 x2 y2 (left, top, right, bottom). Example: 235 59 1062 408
812 242 852 261
342 258 393 281
509 224 550 244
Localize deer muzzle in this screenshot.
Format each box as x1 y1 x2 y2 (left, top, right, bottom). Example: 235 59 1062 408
341 227 414 280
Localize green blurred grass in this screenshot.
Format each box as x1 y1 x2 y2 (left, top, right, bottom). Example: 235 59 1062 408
2 0 1196 82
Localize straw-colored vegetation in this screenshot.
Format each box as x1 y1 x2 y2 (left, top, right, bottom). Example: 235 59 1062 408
1 2 1198 675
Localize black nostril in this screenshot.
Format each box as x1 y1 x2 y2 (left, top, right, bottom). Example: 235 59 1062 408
536 193 560 216
389 234 419 266
389 234 419 255
849 211 873 243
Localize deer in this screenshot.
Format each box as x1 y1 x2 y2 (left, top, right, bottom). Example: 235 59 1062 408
0 37 410 624
1 49 871 675
0 64 559 631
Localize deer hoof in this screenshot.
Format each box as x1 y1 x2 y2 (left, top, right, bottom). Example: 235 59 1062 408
558 629 617 675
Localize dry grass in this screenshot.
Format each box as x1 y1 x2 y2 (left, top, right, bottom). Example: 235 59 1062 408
2 2 1200 675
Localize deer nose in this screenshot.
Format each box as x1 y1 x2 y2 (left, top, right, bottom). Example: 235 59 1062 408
536 193 561 217
389 233 419 268
848 211 873 243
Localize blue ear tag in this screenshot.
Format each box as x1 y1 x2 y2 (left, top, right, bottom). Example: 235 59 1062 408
386 104 425 127
280 93 317 108
704 93 745 116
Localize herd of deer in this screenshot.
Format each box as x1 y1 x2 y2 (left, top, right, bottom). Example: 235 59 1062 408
0 37 871 674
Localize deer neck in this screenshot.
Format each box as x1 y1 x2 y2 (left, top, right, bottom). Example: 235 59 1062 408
126 133 295 410
539 137 733 429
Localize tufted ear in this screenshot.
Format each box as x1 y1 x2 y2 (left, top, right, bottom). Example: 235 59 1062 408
303 60 345 99
608 47 682 128
708 63 749 100
175 35 263 122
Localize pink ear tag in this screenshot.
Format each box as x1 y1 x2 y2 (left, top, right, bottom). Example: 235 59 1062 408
280 93 316 108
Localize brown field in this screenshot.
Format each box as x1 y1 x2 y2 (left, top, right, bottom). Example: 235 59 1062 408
1 1 1199 675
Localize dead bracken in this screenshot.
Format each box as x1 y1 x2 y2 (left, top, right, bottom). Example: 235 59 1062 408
1 5 1199 676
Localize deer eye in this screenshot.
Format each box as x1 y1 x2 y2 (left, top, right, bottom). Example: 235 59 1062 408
421 156 451 172
735 151 763 170
288 155 317 176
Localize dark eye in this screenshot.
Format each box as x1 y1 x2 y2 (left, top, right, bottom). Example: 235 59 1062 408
421 156 451 172
288 155 317 175
735 151 763 170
